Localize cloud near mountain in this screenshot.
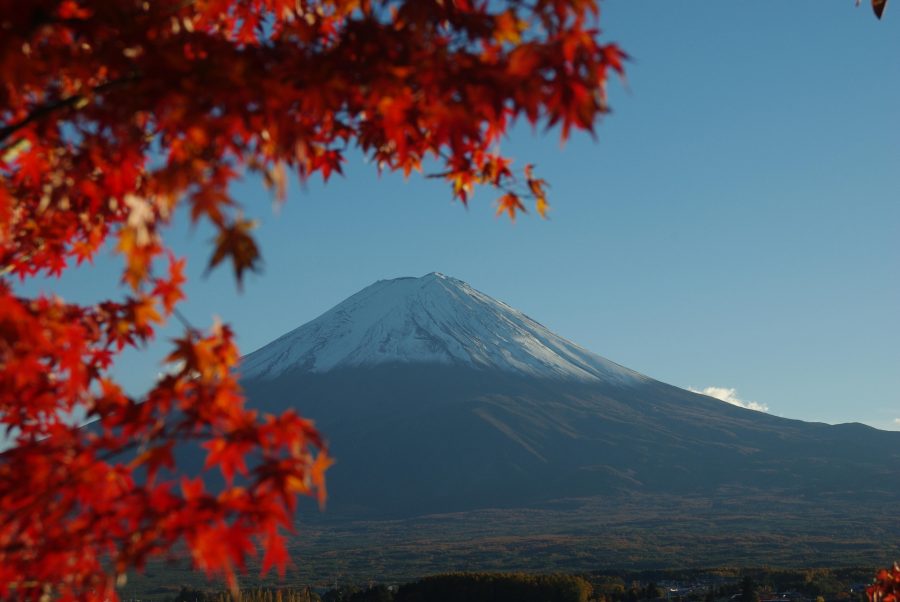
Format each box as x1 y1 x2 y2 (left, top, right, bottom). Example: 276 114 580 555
688 386 769 412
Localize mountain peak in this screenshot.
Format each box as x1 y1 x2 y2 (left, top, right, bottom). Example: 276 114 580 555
240 274 646 384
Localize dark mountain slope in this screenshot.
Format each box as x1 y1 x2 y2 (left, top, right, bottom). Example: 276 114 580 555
243 362 899 518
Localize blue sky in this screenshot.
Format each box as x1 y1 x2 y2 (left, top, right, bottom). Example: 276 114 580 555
21 1 899 430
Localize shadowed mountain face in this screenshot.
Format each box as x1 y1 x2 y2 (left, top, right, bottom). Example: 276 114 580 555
244 365 900 519
239 273 900 521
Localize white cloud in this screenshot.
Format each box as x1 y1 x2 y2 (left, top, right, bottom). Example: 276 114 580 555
688 386 769 412
893 418 900 426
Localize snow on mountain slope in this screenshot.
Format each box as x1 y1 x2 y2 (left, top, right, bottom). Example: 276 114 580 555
240 273 647 384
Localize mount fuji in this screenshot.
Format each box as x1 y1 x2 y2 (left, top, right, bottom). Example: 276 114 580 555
236 273 900 569
241 274 899 510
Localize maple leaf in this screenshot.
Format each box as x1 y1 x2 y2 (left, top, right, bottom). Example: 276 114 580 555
130 441 175 483
206 218 262 289
261 527 289 577
524 164 550 219
859 0 889 18
203 438 251 485
311 449 334 508
154 255 187 314
496 192 526 221
133 296 162 330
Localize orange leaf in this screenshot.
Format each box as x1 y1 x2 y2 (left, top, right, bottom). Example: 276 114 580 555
496 193 526 221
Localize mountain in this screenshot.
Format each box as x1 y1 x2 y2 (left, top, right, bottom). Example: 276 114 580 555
238 273 900 571
241 272 643 384
240 272 900 512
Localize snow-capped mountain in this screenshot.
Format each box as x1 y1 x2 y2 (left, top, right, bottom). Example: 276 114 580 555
230 272 900 564
240 272 645 384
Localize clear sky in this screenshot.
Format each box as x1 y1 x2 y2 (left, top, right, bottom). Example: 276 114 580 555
21 1 899 430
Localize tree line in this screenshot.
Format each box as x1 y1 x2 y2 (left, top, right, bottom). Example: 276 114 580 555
165 573 593 602
161 567 886 602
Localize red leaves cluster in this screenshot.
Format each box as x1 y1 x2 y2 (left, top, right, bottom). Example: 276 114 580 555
0 0 625 599
869 564 900 602
0 289 330 599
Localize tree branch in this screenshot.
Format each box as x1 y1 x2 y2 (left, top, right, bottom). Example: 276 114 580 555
0 76 140 145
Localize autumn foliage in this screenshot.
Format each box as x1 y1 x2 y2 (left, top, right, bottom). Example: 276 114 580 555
869 564 900 602
0 0 627 599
